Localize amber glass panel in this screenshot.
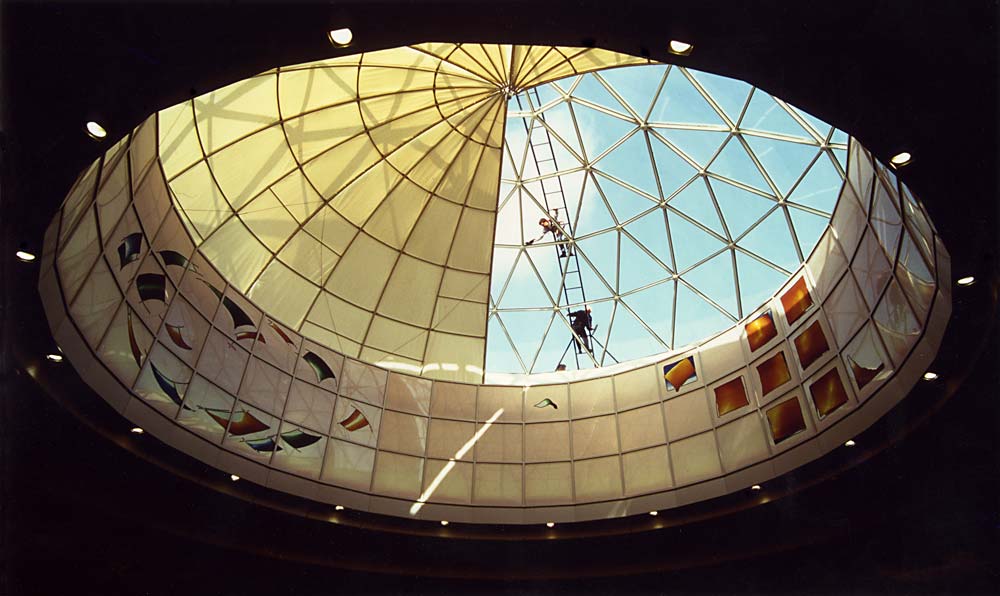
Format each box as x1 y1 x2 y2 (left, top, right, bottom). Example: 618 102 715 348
766 397 806 443
793 320 830 370
714 376 749 416
663 356 697 391
756 351 791 397
809 367 849 418
745 310 777 353
780 277 814 325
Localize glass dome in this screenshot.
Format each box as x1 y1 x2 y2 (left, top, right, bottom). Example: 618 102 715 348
490 65 848 374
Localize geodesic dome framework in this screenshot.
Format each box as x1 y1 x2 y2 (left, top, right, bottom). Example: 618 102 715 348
39 43 950 524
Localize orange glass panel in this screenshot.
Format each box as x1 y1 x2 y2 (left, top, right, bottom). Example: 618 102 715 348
766 397 806 444
714 376 749 416
780 277 814 325
663 356 696 391
809 367 849 418
745 310 777 353
793 320 830 370
756 351 791 397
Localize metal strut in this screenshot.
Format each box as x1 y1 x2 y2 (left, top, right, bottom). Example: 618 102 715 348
516 88 616 370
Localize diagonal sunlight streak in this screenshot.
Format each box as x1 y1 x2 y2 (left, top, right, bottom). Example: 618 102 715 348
410 408 505 515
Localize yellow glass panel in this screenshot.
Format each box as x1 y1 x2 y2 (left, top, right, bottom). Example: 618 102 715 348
302 134 381 199
277 230 340 285
240 190 299 252
378 255 443 327
325 232 397 309
384 119 453 175
407 128 468 198
158 102 203 180
283 102 363 163
364 178 432 249
194 74 278 155
439 269 489 303
248 260 319 328
457 44 508 83
303 206 357 255
278 66 358 118
332 160 404 227
168 161 230 239
358 89 437 128
359 64 437 97
365 316 428 360
404 197 463 264
199 217 272 292
465 145 503 211
208 125 298 211
269 169 325 224
432 298 487 336
306 291 372 343
423 332 484 383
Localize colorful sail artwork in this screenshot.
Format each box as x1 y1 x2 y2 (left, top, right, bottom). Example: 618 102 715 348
339 407 371 432
280 429 322 450
234 330 266 344
269 321 296 347
165 323 193 350
533 398 558 410
245 435 282 453
203 407 270 436
663 356 697 391
157 249 196 271
303 351 336 384
149 361 189 409
117 232 143 269
136 273 167 304
126 308 143 367
199 280 256 329
847 355 885 390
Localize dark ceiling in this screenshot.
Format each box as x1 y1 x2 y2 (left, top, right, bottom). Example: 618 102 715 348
1 1 998 594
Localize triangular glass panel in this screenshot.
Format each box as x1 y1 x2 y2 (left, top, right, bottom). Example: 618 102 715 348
787 152 844 214
573 233 618 300
735 251 788 314
623 209 674 273
489 247 520 302
597 64 668 120
687 69 753 125
618 232 672 293
673 282 733 349
494 186 523 245
593 130 660 200
535 312 582 372
832 147 848 172
503 113 531 180
596 173 659 224
537 102 587 169
497 250 559 310
650 133 702 196
523 245 573 304
708 136 772 193
619 282 674 349
574 174 622 235
681 250 739 318
494 310 554 373
744 135 821 196
790 104 833 141
486 314 527 374
739 90 811 138
649 67 727 127
572 72 635 117
667 211 728 273
666 177 727 238
605 301 664 363
657 129 730 171
831 129 849 145
709 178 776 239
788 205 831 259
570 102 638 164
532 81 564 109
737 209 801 273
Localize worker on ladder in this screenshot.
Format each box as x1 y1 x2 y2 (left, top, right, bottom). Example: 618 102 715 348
568 306 594 354
526 211 572 257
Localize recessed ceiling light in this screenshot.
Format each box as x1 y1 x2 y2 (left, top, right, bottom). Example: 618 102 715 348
45 353 63 362
889 151 912 167
130 427 144 434
956 276 975 287
230 474 240 481
844 439 856 447
85 121 107 140
922 371 939 381
649 510 658 516
15 250 36 262
334 505 345 511
751 484 762 491
668 40 694 56
328 28 353 47
545 522 555 528
440 520 449 526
